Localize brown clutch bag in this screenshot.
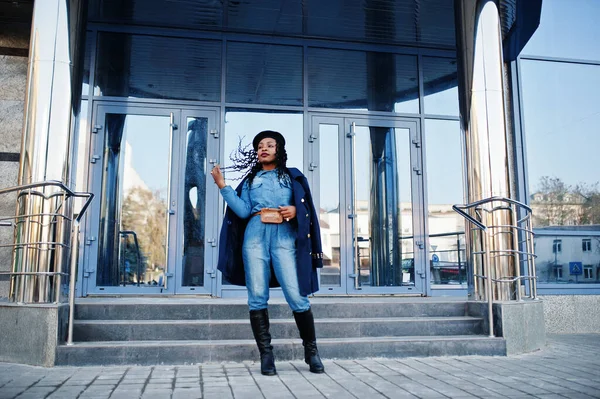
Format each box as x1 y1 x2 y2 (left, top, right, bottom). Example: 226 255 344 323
259 208 283 224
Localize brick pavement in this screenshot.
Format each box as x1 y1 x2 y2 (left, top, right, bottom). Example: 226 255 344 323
0 334 599 399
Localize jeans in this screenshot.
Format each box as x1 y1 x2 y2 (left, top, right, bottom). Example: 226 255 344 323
243 216 310 312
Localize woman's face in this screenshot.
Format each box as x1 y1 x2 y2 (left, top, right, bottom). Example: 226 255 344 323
257 137 278 165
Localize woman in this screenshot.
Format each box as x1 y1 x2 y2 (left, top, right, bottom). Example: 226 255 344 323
210 130 325 376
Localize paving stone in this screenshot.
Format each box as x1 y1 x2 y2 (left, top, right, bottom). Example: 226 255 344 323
172 387 203 399
0 388 26 399
47 385 87 399
109 393 142 399
141 389 173 399
145 383 173 389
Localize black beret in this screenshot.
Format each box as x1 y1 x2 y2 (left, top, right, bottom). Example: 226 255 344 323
252 130 285 151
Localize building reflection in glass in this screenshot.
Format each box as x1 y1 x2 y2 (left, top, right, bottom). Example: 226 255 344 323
97 113 170 287
182 117 208 287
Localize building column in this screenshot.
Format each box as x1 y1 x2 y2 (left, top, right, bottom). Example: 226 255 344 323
11 0 87 303
454 0 517 301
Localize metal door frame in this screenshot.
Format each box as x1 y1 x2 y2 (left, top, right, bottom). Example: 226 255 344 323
309 113 426 295
82 102 220 296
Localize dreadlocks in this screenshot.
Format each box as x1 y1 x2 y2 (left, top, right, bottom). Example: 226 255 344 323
221 134 289 186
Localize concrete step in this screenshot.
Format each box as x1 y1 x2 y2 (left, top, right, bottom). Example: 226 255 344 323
73 316 483 342
56 336 506 366
74 301 468 321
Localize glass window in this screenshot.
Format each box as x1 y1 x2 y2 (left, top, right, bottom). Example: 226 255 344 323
521 0 600 61
423 57 459 116
82 33 93 96
535 234 600 284
521 60 600 248
317 123 341 288
97 113 172 287
554 266 563 280
226 42 303 106
582 238 592 252
308 48 419 113
424 119 466 286
94 33 221 101
222 110 304 186
88 0 223 31
182 116 209 288
226 0 302 35
73 100 89 212
305 0 455 48
552 239 562 253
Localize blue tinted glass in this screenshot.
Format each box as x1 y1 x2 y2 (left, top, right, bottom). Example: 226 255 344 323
423 57 458 116
521 59 600 231
424 119 466 285
89 0 223 30
227 0 302 34
81 33 93 96
222 109 303 193
308 48 419 113
534 233 600 284
94 33 221 101
226 42 303 106
522 0 600 61
306 0 455 47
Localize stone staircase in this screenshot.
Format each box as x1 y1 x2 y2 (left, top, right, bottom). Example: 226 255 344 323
55 298 506 366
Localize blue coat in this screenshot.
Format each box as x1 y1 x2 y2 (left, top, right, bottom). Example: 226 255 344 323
217 167 323 296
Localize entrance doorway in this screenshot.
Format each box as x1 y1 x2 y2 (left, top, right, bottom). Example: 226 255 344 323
311 115 427 295
83 103 221 295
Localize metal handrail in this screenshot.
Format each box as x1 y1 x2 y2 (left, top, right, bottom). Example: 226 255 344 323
0 180 93 346
453 196 538 338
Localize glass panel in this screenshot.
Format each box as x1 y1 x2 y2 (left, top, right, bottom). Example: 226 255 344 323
73 100 89 212
318 124 341 287
424 119 466 285
534 235 600 284
520 60 600 284
97 113 171 287
94 33 221 101
81 33 93 96
89 0 455 47
423 57 459 116
354 126 413 287
222 110 304 185
226 42 303 106
221 110 304 285
227 0 302 35
182 117 208 287
308 48 419 113
88 0 223 31
305 0 455 48
521 0 600 61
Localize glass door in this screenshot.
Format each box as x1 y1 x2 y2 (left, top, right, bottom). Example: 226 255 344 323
175 109 220 294
84 104 219 295
311 115 426 295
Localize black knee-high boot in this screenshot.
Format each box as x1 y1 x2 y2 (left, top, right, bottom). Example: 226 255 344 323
293 308 325 373
249 309 277 376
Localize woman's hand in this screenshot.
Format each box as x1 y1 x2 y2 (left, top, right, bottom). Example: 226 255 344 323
278 205 296 222
210 165 226 189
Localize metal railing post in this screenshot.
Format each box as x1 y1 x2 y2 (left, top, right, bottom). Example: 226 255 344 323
0 181 93 344
453 196 538 337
